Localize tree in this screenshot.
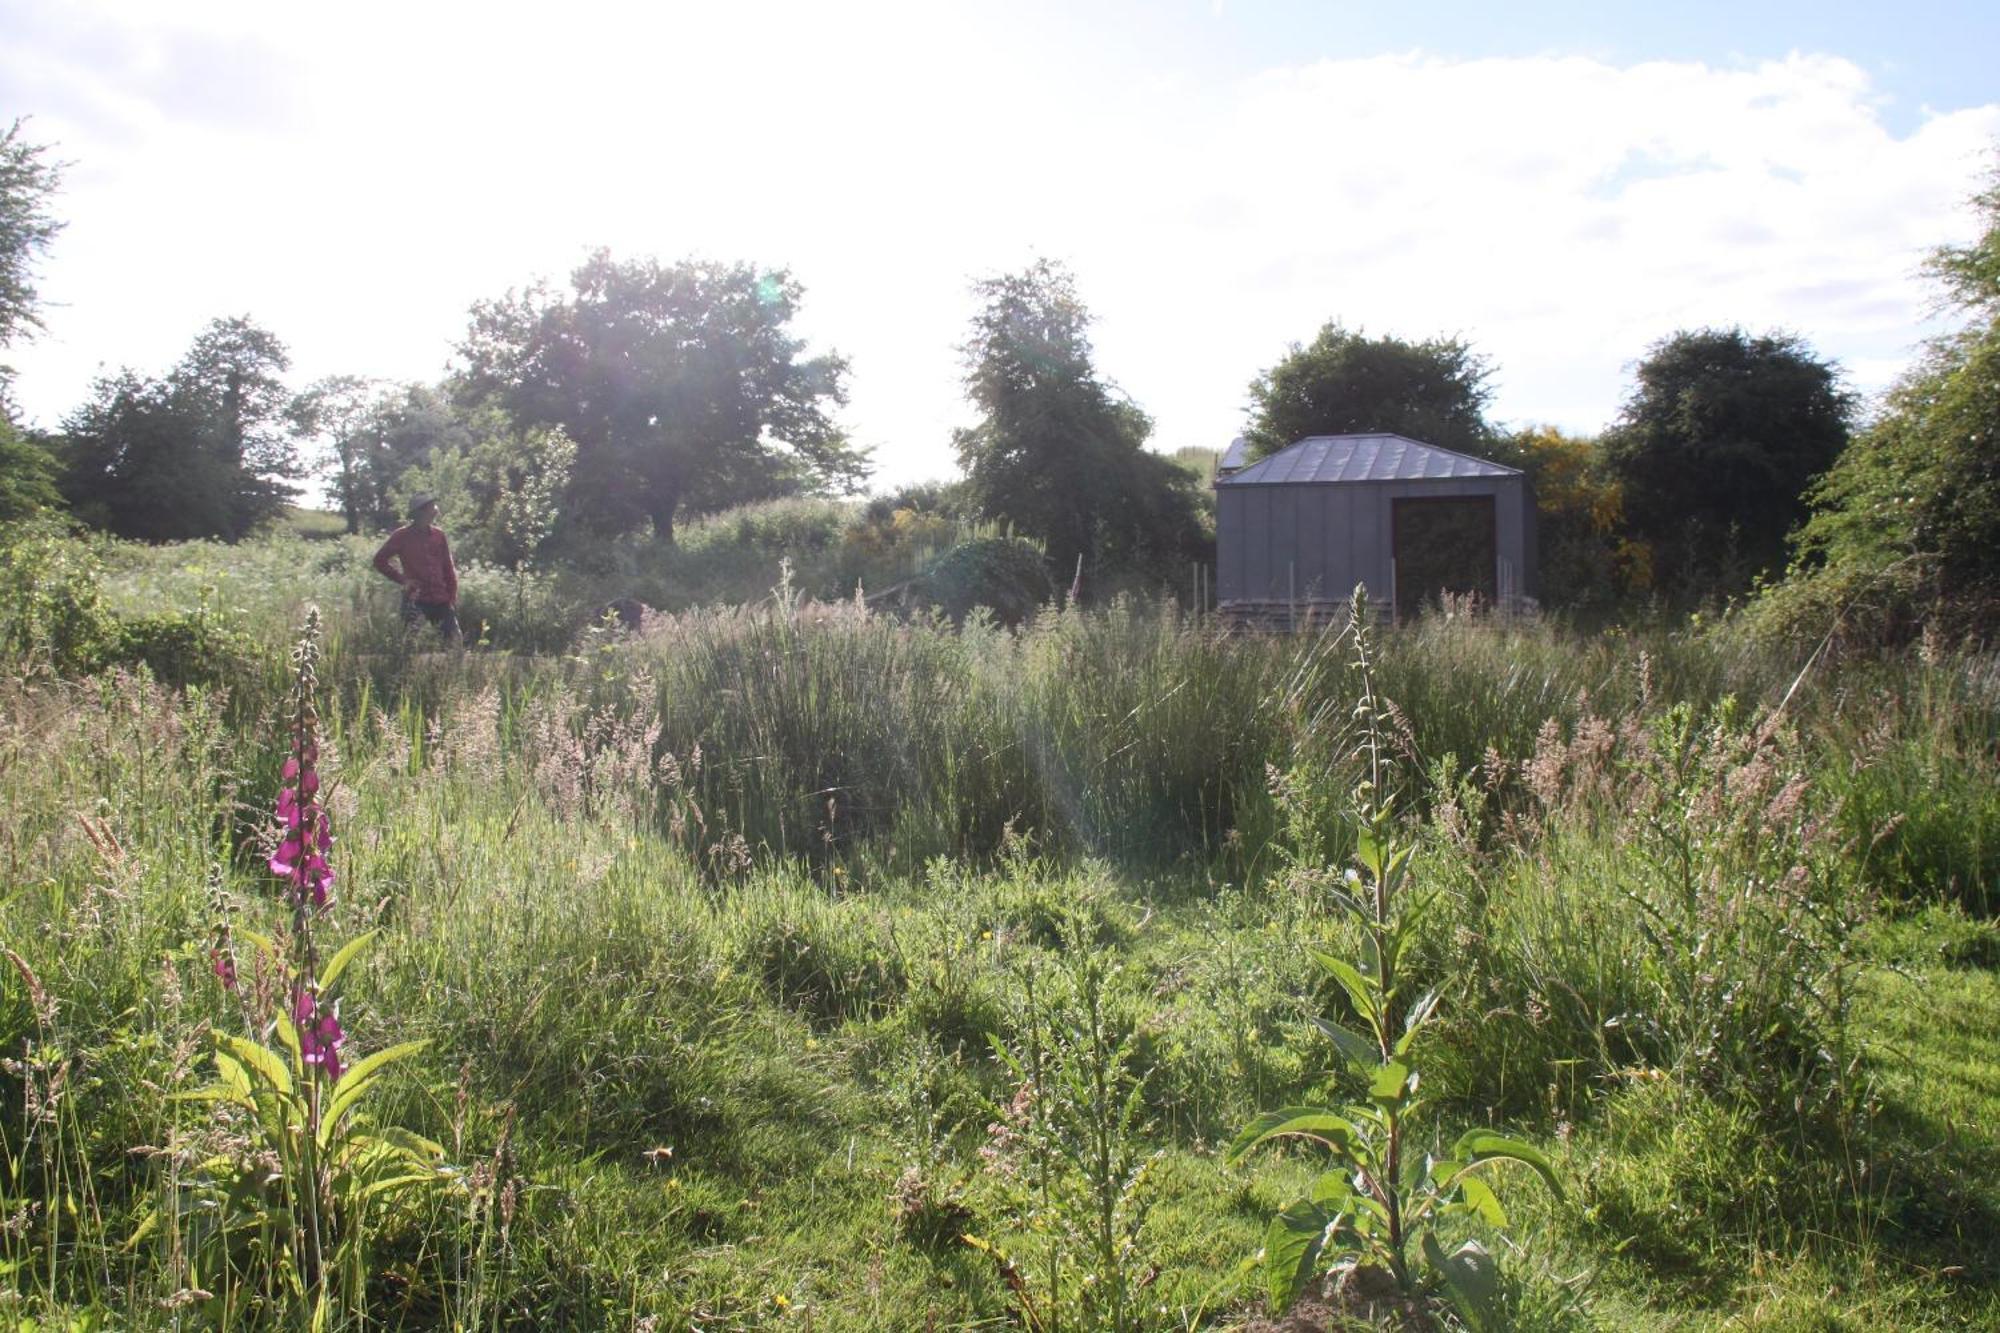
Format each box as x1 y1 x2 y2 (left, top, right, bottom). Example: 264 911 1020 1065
1776 160 2000 636
0 118 63 359
1243 324 1494 460
0 418 63 524
0 117 69 526
1490 425 1641 610
292 375 383 534
57 317 302 540
395 416 575 572
457 251 866 543
1603 327 1852 598
953 260 1207 580
292 378 474 533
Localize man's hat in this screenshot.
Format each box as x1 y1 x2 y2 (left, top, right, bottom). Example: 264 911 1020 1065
407 494 439 518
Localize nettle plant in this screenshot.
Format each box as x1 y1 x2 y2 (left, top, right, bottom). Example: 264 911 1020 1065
163 607 444 1322
1229 589 1560 1329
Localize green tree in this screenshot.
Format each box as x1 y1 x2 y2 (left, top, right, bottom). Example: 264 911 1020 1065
953 260 1207 579
0 117 63 359
1779 161 2000 635
457 251 866 543
293 379 476 533
0 117 70 526
0 419 64 524
1243 324 1494 460
292 375 383 534
1603 327 1852 599
57 317 302 540
395 415 575 571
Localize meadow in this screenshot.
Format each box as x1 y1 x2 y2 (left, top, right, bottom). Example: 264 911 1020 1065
1 514 1997 1331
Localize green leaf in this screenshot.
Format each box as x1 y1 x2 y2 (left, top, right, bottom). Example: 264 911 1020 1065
1355 829 1383 879
1262 1199 1331 1314
1309 1169 1357 1209
1226 1107 1359 1165
319 1040 432 1143
273 1011 302 1069
123 1205 160 1252
1368 1060 1413 1107
216 1032 292 1097
1307 1015 1379 1070
1459 1174 1507 1227
354 1170 444 1203
207 1051 253 1102
316 929 379 994
1453 1130 1564 1200
1402 988 1442 1037
1423 1234 1498 1333
371 1123 446 1162
1307 950 1382 1034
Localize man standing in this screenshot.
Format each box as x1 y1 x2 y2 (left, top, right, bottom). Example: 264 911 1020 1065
372 495 460 643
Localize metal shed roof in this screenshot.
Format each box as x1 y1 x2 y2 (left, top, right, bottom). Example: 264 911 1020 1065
1216 433 1520 486
1218 435 1250 472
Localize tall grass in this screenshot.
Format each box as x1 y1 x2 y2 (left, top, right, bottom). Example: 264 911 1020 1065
3 535 1999 1327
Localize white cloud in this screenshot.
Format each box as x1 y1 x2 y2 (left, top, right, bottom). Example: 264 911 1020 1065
4 7 1996 488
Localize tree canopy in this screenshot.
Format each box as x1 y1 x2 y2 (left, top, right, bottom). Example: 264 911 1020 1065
294 379 475 534
0 118 63 360
1603 327 1852 598
1243 324 1494 460
0 118 67 524
457 251 867 543
56 317 302 540
952 260 1207 579
1490 424 1639 611
0 418 63 524
1777 163 2000 636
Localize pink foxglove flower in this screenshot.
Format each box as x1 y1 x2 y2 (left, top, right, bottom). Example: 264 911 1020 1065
270 607 348 1082
292 984 348 1080
292 986 348 1083
272 716 334 909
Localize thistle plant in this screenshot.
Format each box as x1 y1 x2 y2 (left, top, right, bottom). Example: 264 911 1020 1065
163 607 443 1323
975 929 1158 1333
1229 587 1561 1328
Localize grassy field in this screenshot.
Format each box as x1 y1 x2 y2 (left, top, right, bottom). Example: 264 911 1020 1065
0 525 1996 1330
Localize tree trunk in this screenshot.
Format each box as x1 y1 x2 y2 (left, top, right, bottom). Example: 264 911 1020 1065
648 491 678 546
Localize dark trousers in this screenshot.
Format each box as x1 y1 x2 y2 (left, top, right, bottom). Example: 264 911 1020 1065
402 596 461 642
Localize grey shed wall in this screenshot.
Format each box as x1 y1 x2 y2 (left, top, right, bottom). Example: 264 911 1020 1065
1215 476 1536 607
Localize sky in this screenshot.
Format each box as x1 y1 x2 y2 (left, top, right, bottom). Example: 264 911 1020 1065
3 0 1997 491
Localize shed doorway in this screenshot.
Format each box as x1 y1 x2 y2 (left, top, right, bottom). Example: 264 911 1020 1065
1392 496 1496 616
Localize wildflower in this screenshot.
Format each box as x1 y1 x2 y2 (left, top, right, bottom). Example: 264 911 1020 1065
293 986 347 1083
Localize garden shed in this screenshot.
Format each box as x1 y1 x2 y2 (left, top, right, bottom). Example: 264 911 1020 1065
1214 432 1534 624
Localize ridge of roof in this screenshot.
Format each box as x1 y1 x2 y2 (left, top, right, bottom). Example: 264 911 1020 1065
1216 432 1521 486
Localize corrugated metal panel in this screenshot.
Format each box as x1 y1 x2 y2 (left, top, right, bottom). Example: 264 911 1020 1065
1217 433 1520 486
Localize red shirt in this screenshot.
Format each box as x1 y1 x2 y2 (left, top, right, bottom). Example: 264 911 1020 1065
372 524 458 605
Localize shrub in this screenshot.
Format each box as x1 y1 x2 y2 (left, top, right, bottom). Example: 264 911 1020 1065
111 610 266 688
920 537 1054 626
0 521 120 673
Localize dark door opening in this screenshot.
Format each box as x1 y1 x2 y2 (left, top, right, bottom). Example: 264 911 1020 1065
1392 496 1496 617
